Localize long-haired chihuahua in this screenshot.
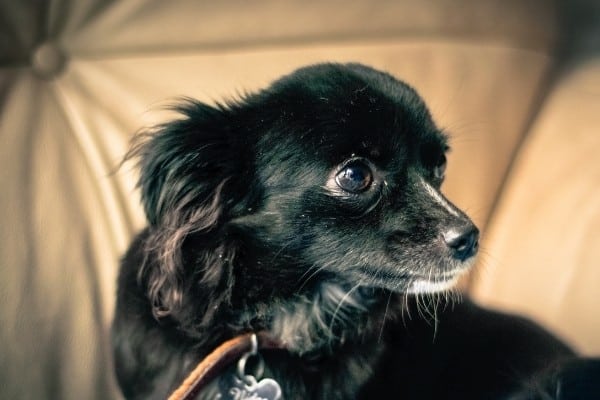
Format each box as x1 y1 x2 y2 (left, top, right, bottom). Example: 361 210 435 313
112 63 574 400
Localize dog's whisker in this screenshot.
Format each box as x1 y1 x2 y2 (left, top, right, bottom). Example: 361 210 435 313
295 262 322 290
327 282 363 338
431 293 440 341
378 290 394 344
296 258 338 292
400 283 413 327
268 240 295 266
415 290 436 327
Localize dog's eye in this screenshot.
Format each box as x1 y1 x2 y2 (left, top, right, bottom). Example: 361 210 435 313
433 153 447 180
335 161 373 193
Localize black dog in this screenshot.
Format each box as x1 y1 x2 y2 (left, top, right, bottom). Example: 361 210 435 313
112 63 574 399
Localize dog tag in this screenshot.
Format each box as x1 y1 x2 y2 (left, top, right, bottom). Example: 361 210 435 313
217 374 282 400
216 333 283 400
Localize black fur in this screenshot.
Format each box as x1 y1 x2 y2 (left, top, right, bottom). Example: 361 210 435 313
112 63 574 399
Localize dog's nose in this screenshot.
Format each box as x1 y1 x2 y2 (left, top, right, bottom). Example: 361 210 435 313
443 225 479 261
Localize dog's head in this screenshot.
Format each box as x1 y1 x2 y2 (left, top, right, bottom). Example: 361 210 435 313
131 63 478 324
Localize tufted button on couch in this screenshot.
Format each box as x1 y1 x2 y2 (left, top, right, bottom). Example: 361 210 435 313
1 1 598 399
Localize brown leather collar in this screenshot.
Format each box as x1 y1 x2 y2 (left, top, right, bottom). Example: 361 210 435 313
168 332 283 400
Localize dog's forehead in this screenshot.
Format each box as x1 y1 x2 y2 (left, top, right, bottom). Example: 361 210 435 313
265 63 439 165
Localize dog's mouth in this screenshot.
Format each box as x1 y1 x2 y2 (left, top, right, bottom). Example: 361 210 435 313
351 256 475 295
365 224 480 294
405 267 470 294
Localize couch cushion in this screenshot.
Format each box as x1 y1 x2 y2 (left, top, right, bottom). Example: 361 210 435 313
471 58 600 354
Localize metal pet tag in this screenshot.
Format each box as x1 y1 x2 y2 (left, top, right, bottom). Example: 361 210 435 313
217 375 282 400
216 334 283 400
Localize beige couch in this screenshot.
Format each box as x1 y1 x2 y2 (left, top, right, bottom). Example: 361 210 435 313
1 1 598 398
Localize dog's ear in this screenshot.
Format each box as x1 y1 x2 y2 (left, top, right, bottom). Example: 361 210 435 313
127 99 246 319
132 99 242 226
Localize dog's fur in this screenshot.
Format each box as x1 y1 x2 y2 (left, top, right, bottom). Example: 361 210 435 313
112 63 573 399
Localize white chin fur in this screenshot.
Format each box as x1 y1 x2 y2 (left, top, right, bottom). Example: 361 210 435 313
407 275 461 294
406 258 475 294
